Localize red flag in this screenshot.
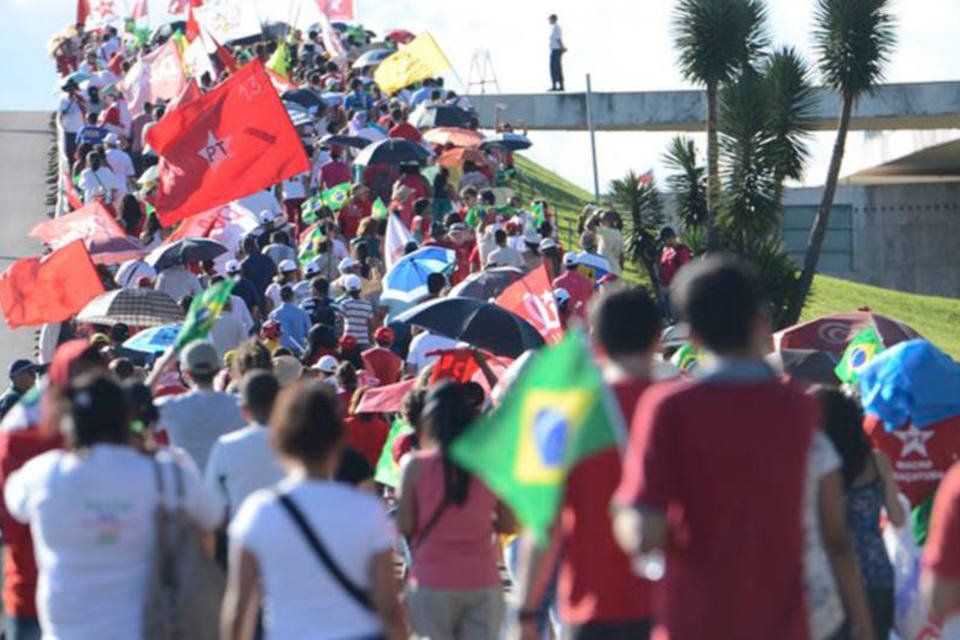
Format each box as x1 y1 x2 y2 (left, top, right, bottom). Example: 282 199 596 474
495 265 565 344
29 202 143 266
168 0 190 14
638 169 654 185
210 33 238 74
61 165 84 211
0 241 105 329
167 78 201 111
120 39 187 117
316 0 354 20
186 3 202 41
77 0 121 27
430 349 480 385
356 379 417 414
266 68 297 94
130 0 149 20
77 0 89 25
146 60 310 227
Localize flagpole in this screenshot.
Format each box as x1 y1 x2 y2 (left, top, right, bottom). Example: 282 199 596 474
585 73 600 203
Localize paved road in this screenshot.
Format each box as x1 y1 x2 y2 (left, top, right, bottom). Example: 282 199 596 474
0 111 53 368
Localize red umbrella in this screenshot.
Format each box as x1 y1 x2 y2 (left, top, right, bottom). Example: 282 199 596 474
774 309 921 356
437 147 487 168
385 29 415 44
422 126 485 148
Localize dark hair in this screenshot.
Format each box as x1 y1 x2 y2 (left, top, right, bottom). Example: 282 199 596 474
592 288 661 357
311 277 330 297
336 361 358 392
119 195 142 233
422 382 477 506
280 285 294 302
270 381 343 463
241 371 280 425
813 386 871 488
233 338 273 376
123 381 158 426
64 374 130 448
109 357 135 380
672 254 765 353
494 229 507 245
402 387 427 431
480 190 496 205
427 272 446 295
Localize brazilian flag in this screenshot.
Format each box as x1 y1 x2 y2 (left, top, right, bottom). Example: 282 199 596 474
174 279 236 350
371 198 389 220
298 225 327 265
301 195 325 224
321 182 352 212
531 201 546 228
374 419 414 488
465 206 484 229
835 327 884 385
449 330 623 542
671 343 700 374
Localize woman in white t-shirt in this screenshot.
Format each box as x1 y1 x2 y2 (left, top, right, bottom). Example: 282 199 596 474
223 380 406 640
78 151 117 204
4 375 224 640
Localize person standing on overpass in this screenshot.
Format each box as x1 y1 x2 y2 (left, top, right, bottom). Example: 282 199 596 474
549 14 566 92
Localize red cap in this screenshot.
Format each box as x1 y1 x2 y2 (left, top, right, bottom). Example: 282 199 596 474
339 335 358 352
374 326 395 345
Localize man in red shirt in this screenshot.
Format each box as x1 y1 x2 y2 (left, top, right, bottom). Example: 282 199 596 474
362 327 404 386
316 147 351 190
657 227 692 322
397 163 431 202
338 184 372 240
613 256 817 640
514 288 661 640
922 461 960 634
552 253 594 327
387 108 422 143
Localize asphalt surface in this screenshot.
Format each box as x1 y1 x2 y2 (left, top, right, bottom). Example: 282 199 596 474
0 111 54 368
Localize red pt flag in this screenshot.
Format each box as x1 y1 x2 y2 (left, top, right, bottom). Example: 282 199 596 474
495 265 565 344
0 241 105 329
147 60 309 227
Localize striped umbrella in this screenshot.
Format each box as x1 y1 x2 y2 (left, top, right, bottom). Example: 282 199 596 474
75 289 184 327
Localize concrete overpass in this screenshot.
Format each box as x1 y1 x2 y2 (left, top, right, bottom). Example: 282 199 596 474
468 81 960 132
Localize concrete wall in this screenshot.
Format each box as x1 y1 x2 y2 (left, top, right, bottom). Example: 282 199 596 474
784 183 960 297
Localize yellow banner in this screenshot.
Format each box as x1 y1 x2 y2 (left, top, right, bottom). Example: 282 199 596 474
373 33 452 95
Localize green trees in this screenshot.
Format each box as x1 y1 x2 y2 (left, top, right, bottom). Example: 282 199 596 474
672 0 768 248
608 171 665 299
787 0 897 324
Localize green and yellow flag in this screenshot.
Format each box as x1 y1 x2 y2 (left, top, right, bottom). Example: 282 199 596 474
321 182 352 212
174 279 235 350
671 343 700 374
835 327 885 385
266 42 291 79
371 198 389 220
298 225 327 265
449 330 623 542
374 419 414 488
301 195 325 224
531 201 546 228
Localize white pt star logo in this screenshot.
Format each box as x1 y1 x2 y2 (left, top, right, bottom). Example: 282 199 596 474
198 132 230 167
97 0 117 18
894 425 934 458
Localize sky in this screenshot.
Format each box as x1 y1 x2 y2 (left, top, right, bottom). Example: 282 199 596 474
2 0 959 192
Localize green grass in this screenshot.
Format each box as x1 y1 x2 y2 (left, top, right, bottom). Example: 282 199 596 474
512 155 960 357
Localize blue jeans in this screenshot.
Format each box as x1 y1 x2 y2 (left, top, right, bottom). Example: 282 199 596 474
5 616 41 640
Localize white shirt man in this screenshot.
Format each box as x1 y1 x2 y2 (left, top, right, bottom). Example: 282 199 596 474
155 265 203 303
105 140 135 195
406 331 458 373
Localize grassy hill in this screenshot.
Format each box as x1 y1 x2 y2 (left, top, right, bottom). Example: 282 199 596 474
512 156 960 357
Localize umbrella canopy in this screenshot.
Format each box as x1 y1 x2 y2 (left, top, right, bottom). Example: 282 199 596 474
382 247 457 304
319 133 372 149
769 349 840 386
285 106 313 127
354 138 432 167
321 92 344 106
146 238 228 271
423 127 485 148
775 310 921 356
76 289 184 328
408 103 478 129
352 49 393 69
63 70 92 87
396 297 545 358
449 267 524 299
88 236 148 266
437 147 486 168
480 132 534 151
281 88 324 110
151 21 187 44
123 324 181 355
385 29 416 44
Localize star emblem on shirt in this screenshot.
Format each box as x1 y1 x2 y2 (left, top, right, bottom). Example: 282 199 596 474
197 131 230 167
893 424 934 458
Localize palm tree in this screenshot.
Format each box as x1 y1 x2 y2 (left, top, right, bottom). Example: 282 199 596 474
788 0 896 324
663 136 708 230
672 0 768 249
608 171 665 299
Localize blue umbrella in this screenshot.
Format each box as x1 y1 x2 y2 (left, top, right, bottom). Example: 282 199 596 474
859 339 960 430
124 324 181 355
480 132 534 151
382 247 456 304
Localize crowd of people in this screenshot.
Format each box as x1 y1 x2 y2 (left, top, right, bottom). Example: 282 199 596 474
0 11 957 640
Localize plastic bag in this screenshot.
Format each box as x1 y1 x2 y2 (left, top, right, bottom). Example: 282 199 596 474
883 494 941 640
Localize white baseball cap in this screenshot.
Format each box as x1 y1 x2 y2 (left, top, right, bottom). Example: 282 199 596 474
278 259 298 274
554 287 571 304
258 209 278 225
225 259 242 275
313 354 339 373
303 261 320 277
344 274 363 292
338 256 359 273
562 251 579 268
539 238 558 251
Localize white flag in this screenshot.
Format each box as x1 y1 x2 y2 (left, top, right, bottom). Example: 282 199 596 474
384 213 415 272
182 35 216 81
193 0 263 44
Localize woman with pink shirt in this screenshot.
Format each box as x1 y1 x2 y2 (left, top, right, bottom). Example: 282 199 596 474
397 382 516 640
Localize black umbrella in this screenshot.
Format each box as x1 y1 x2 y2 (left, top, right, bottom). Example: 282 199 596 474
480 132 534 152
282 89 324 111
319 133 372 149
151 21 186 44
76 289 184 327
396 297 545 358
769 349 840 386
409 103 478 129
146 238 228 271
449 267 524 300
354 138 432 167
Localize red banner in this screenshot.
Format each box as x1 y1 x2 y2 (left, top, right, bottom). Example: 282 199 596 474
430 348 480 385
355 378 416 414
